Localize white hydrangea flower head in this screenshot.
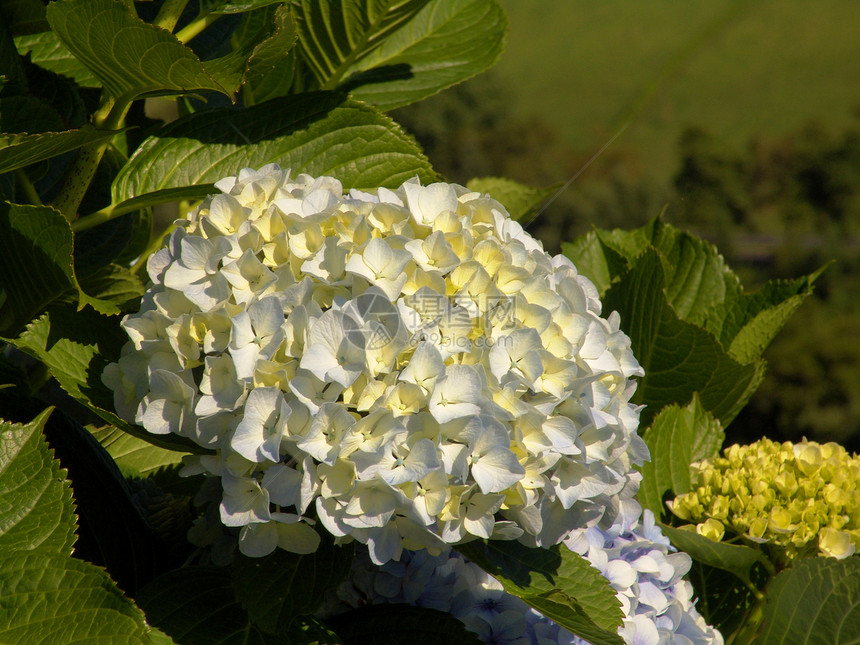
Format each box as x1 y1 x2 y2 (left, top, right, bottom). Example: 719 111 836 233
105 165 647 562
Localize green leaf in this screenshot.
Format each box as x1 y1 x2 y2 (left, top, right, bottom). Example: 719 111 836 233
466 176 558 223
232 534 355 636
0 127 120 174
293 0 431 87
561 233 628 297
14 30 101 87
456 540 624 645
658 523 764 586
758 557 860 644
137 566 283 645
0 202 142 338
0 0 49 36
325 604 481 645
636 395 724 518
10 303 205 454
200 0 287 15
46 0 234 102
0 408 76 554
712 272 820 364
334 0 508 111
74 263 146 312
86 425 187 480
0 202 76 337
602 247 765 427
112 92 436 205
240 5 299 105
0 548 154 644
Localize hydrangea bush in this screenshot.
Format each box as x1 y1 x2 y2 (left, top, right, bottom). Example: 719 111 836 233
0 1 856 644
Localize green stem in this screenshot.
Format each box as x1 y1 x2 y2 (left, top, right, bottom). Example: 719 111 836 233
52 96 131 221
15 169 42 205
153 0 190 32
175 13 220 44
727 597 766 645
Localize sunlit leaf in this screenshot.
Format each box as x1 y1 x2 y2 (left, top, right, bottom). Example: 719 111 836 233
0 408 76 554
112 92 436 205
0 127 120 174
46 0 233 101
758 557 860 644
457 540 624 645
658 524 764 586
0 549 154 644
637 395 724 518
466 176 558 223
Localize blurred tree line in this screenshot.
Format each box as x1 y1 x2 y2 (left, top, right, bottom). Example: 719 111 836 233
392 76 860 452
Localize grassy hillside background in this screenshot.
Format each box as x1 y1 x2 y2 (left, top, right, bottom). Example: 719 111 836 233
495 0 860 185
393 0 860 451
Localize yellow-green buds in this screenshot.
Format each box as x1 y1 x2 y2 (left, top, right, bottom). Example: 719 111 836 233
670 438 860 562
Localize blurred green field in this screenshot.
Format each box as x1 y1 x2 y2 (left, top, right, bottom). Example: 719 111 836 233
494 0 860 183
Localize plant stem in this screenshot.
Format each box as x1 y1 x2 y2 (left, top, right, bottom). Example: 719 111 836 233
15 169 42 205
153 0 190 33
727 597 766 645
52 96 131 221
175 13 220 44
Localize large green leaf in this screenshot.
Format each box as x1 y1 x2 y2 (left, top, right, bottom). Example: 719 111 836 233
602 247 765 427
466 176 558 223
14 30 101 87
293 0 431 87
112 92 436 204
567 220 817 367
46 0 233 102
758 557 860 644
658 524 764 587
331 0 508 111
457 540 624 645
0 548 155 644
137 567 282 645
10 303 205 454
325 605 481 645
232 534 355 635
636 396 723 518
0 408 76 554
0 127 120 174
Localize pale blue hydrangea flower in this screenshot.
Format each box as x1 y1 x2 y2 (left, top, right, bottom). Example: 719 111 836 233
323 500 722 645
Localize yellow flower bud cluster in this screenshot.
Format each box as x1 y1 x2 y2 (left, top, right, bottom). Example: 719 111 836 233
670 438 860 562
